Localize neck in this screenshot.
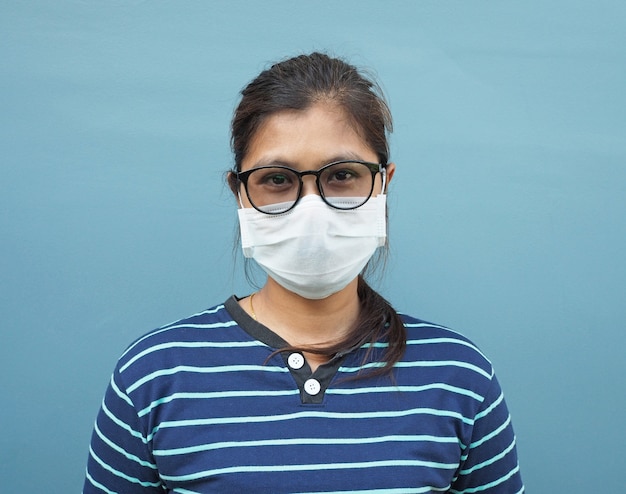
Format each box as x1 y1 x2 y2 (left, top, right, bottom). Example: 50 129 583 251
252 277 361 349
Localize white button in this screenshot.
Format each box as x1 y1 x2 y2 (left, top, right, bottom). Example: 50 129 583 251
304 378 321 396
288 353 305 369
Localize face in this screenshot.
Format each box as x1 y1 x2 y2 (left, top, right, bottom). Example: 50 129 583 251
234 102 394 208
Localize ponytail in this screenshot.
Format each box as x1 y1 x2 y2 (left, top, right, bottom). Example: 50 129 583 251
352 275 406 378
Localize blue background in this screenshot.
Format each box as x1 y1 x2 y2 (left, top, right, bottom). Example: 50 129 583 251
1 1 625 492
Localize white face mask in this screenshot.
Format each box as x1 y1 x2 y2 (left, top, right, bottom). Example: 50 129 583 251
237 194 387 299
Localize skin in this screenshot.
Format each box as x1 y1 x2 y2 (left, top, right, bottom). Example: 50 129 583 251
230 101 395 371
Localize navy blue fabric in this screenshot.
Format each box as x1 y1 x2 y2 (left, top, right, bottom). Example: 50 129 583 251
84 297 523 493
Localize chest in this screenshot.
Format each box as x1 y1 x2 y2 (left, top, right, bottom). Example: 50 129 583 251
148 384 467 492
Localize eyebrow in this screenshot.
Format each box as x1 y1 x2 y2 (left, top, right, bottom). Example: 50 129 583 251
250 152 375 170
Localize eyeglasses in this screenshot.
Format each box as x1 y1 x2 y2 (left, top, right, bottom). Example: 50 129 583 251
235 160 387 214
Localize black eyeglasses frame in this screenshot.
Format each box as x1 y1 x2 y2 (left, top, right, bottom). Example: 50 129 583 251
235 160 387 215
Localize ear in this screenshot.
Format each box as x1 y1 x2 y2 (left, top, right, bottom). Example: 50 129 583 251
227 171 239 196
385 162 396 191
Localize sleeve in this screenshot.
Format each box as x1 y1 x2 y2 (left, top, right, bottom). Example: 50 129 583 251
450 373 524 494
83 367 164 493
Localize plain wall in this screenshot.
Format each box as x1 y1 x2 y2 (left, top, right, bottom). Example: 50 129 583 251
1 1 625 492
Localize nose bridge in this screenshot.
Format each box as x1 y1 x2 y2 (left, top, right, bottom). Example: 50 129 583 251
299 169 321 196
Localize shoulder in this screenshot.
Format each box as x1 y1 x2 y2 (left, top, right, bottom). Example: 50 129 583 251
398 312 494 382
114 300 242 373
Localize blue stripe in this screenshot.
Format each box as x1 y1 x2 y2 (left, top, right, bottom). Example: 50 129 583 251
460 436 518 475
89 446 161 488
138 389 300 417
120 305 229 358
120 339 267 373
126 364 289 394
294 488 450 494
339 360 491 379
148 407 474 441
327 384 484 402
403 324 489 360
153 434 459 456
469 415 511 449
475 391 504 420
84 470 119 494
160 459 459 482
101 400 148 444
94 423 156 468
109 375 133 407
449 464 521 493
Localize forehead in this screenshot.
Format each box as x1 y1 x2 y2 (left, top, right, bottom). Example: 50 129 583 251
242 103 377 170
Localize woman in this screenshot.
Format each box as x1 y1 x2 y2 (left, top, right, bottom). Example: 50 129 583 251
84 53 524 493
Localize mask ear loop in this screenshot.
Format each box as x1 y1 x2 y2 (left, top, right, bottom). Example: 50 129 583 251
380 167 387 195
237 189 245 208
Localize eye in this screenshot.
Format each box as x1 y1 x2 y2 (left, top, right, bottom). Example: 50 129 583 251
268 173 289 185
330 169 354 181
262 172 292 187
250 168 297 190
323 162 364 186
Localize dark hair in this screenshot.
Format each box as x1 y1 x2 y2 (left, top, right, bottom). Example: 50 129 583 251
229 52 405 377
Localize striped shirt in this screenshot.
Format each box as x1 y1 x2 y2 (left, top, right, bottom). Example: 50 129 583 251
83 296 523 493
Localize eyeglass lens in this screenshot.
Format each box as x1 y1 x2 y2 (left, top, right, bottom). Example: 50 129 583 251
244 162 376 213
